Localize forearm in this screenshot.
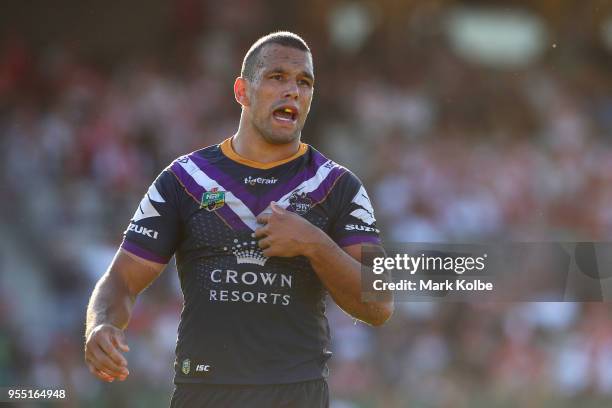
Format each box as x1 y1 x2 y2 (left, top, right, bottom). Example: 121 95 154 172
85 249 165 339
85 272 135 339
254 203 393 324
304 234 393 326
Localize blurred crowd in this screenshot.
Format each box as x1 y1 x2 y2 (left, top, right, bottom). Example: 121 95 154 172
2 1 612 407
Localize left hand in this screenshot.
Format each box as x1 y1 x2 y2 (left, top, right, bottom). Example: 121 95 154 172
255 202 326 258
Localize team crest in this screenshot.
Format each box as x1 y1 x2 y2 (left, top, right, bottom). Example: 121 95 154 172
201 188 225 211
289 192 313 215
182 358 191 375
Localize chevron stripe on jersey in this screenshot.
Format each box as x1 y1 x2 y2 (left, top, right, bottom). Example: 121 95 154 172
169 157 256 231
275 160 347 210
189 150 329 216
171 151 346 230
264 151 332 208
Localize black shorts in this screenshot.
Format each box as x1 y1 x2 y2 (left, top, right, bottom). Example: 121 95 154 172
169 379 329 408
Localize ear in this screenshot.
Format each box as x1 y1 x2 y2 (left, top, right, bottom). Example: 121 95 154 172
234 77 250 107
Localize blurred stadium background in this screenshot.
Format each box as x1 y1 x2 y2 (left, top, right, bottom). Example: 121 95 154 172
2 0 612 406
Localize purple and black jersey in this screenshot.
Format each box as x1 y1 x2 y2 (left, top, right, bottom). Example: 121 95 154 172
122 138 381 385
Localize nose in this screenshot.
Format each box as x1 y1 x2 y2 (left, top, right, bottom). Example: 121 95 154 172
283 81 299 99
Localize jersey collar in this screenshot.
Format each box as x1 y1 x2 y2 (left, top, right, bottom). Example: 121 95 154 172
220 137 308 170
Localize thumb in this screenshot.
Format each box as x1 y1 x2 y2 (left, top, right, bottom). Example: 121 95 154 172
270 201 285 213
113 331 130 352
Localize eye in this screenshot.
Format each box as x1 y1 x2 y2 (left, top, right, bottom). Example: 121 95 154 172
298 79 312 87
270 74 283 81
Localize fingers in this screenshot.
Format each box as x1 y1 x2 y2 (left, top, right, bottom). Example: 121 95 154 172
117 342 130 353
258 237 282 257
87 359 128 383
112 332 130 353
262 247 275 258
89 343 129 377
258 237 271 249
256 213 271 225
84 324 131 383
270 201 285 213
253 226 269 239
99 336 128 367
86 360 116 382
257 201 286 223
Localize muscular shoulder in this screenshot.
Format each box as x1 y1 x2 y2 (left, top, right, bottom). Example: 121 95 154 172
168 144 223 171
311 149 380 245
161 143 226 191
307 147 364 202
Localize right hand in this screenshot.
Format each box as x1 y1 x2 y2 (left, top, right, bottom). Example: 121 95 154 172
84 324 130 382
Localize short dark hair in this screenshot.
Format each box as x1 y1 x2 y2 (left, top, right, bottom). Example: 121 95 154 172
241 31 311 82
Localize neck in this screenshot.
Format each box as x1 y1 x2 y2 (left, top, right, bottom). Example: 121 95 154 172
233 116 301 164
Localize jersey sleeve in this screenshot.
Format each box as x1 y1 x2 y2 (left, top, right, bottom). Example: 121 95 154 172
121 169 181 264
329 171 382 247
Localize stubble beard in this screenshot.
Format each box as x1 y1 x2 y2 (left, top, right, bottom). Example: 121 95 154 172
253 116 302 145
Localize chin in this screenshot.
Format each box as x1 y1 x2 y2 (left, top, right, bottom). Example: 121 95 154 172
262 130 300 145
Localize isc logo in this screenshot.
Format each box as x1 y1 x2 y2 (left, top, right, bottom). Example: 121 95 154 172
196 364 211 372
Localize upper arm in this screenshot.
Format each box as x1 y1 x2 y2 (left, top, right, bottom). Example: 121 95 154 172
342 243 388 266
121 168 182 265
107 249 166 298
108 166 183 298
330 171 381 248
342 243 383 263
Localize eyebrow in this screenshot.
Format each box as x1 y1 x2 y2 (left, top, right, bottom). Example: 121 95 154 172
265 67 314 82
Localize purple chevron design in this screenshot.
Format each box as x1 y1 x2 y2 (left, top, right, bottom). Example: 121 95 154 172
305 166 347 205
169 160 205 201
259 149 328 209
189 148 329 215
188 154 260 212
169 160 251 231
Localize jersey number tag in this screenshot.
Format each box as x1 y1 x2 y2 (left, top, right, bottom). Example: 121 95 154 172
201 188 226 211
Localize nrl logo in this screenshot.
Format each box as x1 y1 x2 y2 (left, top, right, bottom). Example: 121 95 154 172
289 191 312 215
182 358 191 375
201 188 225 211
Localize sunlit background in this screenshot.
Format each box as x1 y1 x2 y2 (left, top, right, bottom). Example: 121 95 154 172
2 0 612 407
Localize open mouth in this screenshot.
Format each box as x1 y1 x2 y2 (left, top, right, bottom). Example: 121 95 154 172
272 106 298 123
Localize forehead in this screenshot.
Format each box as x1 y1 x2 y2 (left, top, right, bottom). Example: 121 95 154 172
255 44 313 77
